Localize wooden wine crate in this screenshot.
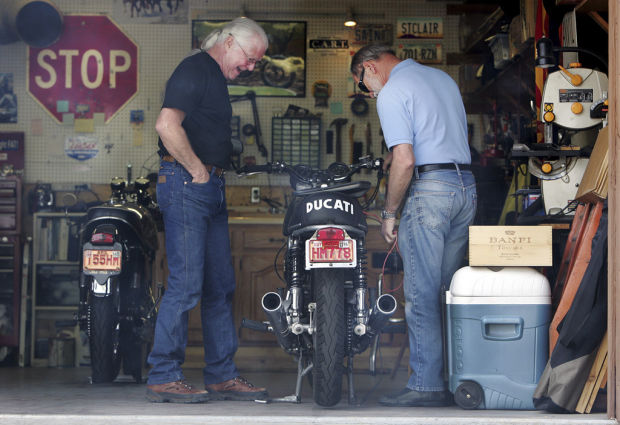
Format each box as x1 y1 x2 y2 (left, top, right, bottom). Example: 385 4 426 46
469 225 552 267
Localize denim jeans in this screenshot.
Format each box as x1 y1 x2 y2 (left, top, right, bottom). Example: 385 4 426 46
397 168 477 392
147 160 238 386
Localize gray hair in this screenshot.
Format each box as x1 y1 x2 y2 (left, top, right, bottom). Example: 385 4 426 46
200 17 268 51
350 44 396 76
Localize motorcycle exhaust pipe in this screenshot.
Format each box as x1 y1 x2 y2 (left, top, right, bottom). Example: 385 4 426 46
366 294 398 336
261 292 297 351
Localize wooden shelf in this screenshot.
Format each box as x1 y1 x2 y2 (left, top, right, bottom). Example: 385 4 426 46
462 6 505 54
576 0 608 13
462 39 536 115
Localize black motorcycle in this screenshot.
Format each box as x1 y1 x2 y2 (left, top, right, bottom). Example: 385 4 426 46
238 156 397 407
77 175 161 384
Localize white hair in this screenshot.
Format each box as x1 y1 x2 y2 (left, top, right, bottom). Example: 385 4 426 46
200 17 268 51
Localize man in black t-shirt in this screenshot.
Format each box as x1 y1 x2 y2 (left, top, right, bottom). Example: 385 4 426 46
146 17 268 404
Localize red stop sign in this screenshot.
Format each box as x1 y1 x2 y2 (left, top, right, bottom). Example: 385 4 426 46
28 15 138 124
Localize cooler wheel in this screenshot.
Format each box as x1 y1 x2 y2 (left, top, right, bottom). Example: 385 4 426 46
454 381 483 409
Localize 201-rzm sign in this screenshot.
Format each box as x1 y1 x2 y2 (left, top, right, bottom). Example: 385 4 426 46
28 15 138 124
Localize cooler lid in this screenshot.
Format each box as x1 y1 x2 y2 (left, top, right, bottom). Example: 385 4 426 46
448 266 550 298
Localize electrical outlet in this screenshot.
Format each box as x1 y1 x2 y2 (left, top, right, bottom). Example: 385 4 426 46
251 187 260 203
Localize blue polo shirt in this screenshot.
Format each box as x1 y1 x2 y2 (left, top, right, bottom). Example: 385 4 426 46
377 59 470 166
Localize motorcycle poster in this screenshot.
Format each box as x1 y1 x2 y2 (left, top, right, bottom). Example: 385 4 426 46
192 20 306 97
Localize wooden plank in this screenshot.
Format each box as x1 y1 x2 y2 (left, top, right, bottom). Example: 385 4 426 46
609 0 618 417
549 201 604 355
586 356 608 413
551 204 591 308
576 332 608 413
576 0 609 13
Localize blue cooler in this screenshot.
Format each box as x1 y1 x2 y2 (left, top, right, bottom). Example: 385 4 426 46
445 266 550 410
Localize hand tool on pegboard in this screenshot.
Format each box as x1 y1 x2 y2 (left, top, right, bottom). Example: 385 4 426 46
365 122 373 173
329 118 347 162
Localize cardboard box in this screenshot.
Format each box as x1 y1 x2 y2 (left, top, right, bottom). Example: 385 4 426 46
575 126 609 204
469 226 553 267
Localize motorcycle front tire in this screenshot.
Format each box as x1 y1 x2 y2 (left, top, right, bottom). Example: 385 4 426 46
312 269 345 407
89 291 121 383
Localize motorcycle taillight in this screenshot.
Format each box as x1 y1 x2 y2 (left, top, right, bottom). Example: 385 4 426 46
91 233 115 244
316 227 345 241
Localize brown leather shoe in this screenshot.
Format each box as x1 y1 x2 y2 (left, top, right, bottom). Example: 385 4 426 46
206 376 268 401
146 380 210 403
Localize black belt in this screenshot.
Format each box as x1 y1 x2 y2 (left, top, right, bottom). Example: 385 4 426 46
415 163 471 174
161 155 225 177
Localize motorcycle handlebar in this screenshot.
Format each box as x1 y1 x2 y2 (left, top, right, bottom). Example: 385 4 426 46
236 156 383 181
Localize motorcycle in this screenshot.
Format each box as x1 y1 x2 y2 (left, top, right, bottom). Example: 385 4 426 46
260 55 304 89
237 156 397 407
77 171 161 384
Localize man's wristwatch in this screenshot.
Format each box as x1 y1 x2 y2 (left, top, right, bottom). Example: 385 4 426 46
381 210 397 220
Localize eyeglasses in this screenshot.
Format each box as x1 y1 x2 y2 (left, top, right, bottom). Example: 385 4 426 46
358 67 370 93
229 33 259 65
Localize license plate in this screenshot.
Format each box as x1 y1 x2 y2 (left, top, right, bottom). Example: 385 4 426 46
83 249 122 272
305 234 356 269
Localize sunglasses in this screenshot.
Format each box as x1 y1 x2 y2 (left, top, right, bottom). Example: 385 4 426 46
358 67 370 93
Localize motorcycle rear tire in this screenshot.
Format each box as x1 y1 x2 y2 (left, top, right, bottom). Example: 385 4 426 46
312 269 345 407
89 293 121 383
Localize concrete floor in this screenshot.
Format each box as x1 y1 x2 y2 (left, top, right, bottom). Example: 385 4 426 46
0 365 615 425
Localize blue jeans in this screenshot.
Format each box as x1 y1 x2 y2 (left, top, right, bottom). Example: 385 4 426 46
398 168 477 392
147 160 238 386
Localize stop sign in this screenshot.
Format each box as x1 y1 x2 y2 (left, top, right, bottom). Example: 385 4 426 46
28 15 138 124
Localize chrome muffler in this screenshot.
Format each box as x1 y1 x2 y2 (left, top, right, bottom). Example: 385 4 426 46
261 292 297 351
366 294 398 336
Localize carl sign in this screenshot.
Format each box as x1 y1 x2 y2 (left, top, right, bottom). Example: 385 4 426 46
28 15 138 124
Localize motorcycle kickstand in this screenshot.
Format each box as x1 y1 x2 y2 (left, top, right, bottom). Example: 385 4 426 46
265 351 312 404
347 355 358 405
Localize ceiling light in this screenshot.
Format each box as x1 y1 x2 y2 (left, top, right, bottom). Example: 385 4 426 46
344 8 357 27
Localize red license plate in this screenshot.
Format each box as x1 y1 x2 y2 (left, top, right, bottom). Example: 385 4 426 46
306 238 356 268
83 249 121 272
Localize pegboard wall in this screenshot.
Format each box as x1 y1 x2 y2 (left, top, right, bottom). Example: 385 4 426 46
0 0 476 188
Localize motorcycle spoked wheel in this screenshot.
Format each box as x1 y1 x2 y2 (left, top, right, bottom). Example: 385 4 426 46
261 63 295 88
311 268 345 407
88 285 122 383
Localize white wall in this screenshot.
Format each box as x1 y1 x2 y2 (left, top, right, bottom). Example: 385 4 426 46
0 0 465 188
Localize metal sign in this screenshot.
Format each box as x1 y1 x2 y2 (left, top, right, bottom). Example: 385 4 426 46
396 17 443 41
396 43 443 64
350 24 393 46
309 39 349 49
28 15 138 124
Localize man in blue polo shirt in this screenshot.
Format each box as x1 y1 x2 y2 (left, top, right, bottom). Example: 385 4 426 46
350 44 477 407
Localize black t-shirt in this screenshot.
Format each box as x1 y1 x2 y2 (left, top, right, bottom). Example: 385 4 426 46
157 51 232 169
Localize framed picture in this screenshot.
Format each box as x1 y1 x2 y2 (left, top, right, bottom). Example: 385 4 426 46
192 20 306 97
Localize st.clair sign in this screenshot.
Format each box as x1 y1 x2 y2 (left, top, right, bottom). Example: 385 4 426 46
28 15 138 124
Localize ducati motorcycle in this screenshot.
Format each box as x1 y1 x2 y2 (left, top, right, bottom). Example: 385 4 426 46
238 156 397 407
78 174 161 384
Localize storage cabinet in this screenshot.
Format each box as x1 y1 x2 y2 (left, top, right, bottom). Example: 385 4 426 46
0 176 21 349
30 212 84 366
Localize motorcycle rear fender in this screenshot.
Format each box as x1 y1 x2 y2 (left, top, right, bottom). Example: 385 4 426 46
283 192 367 236
91 276 112 296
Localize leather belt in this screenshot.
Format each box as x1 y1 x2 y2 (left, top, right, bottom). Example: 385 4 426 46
416 163 471 174
161 155 225 177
